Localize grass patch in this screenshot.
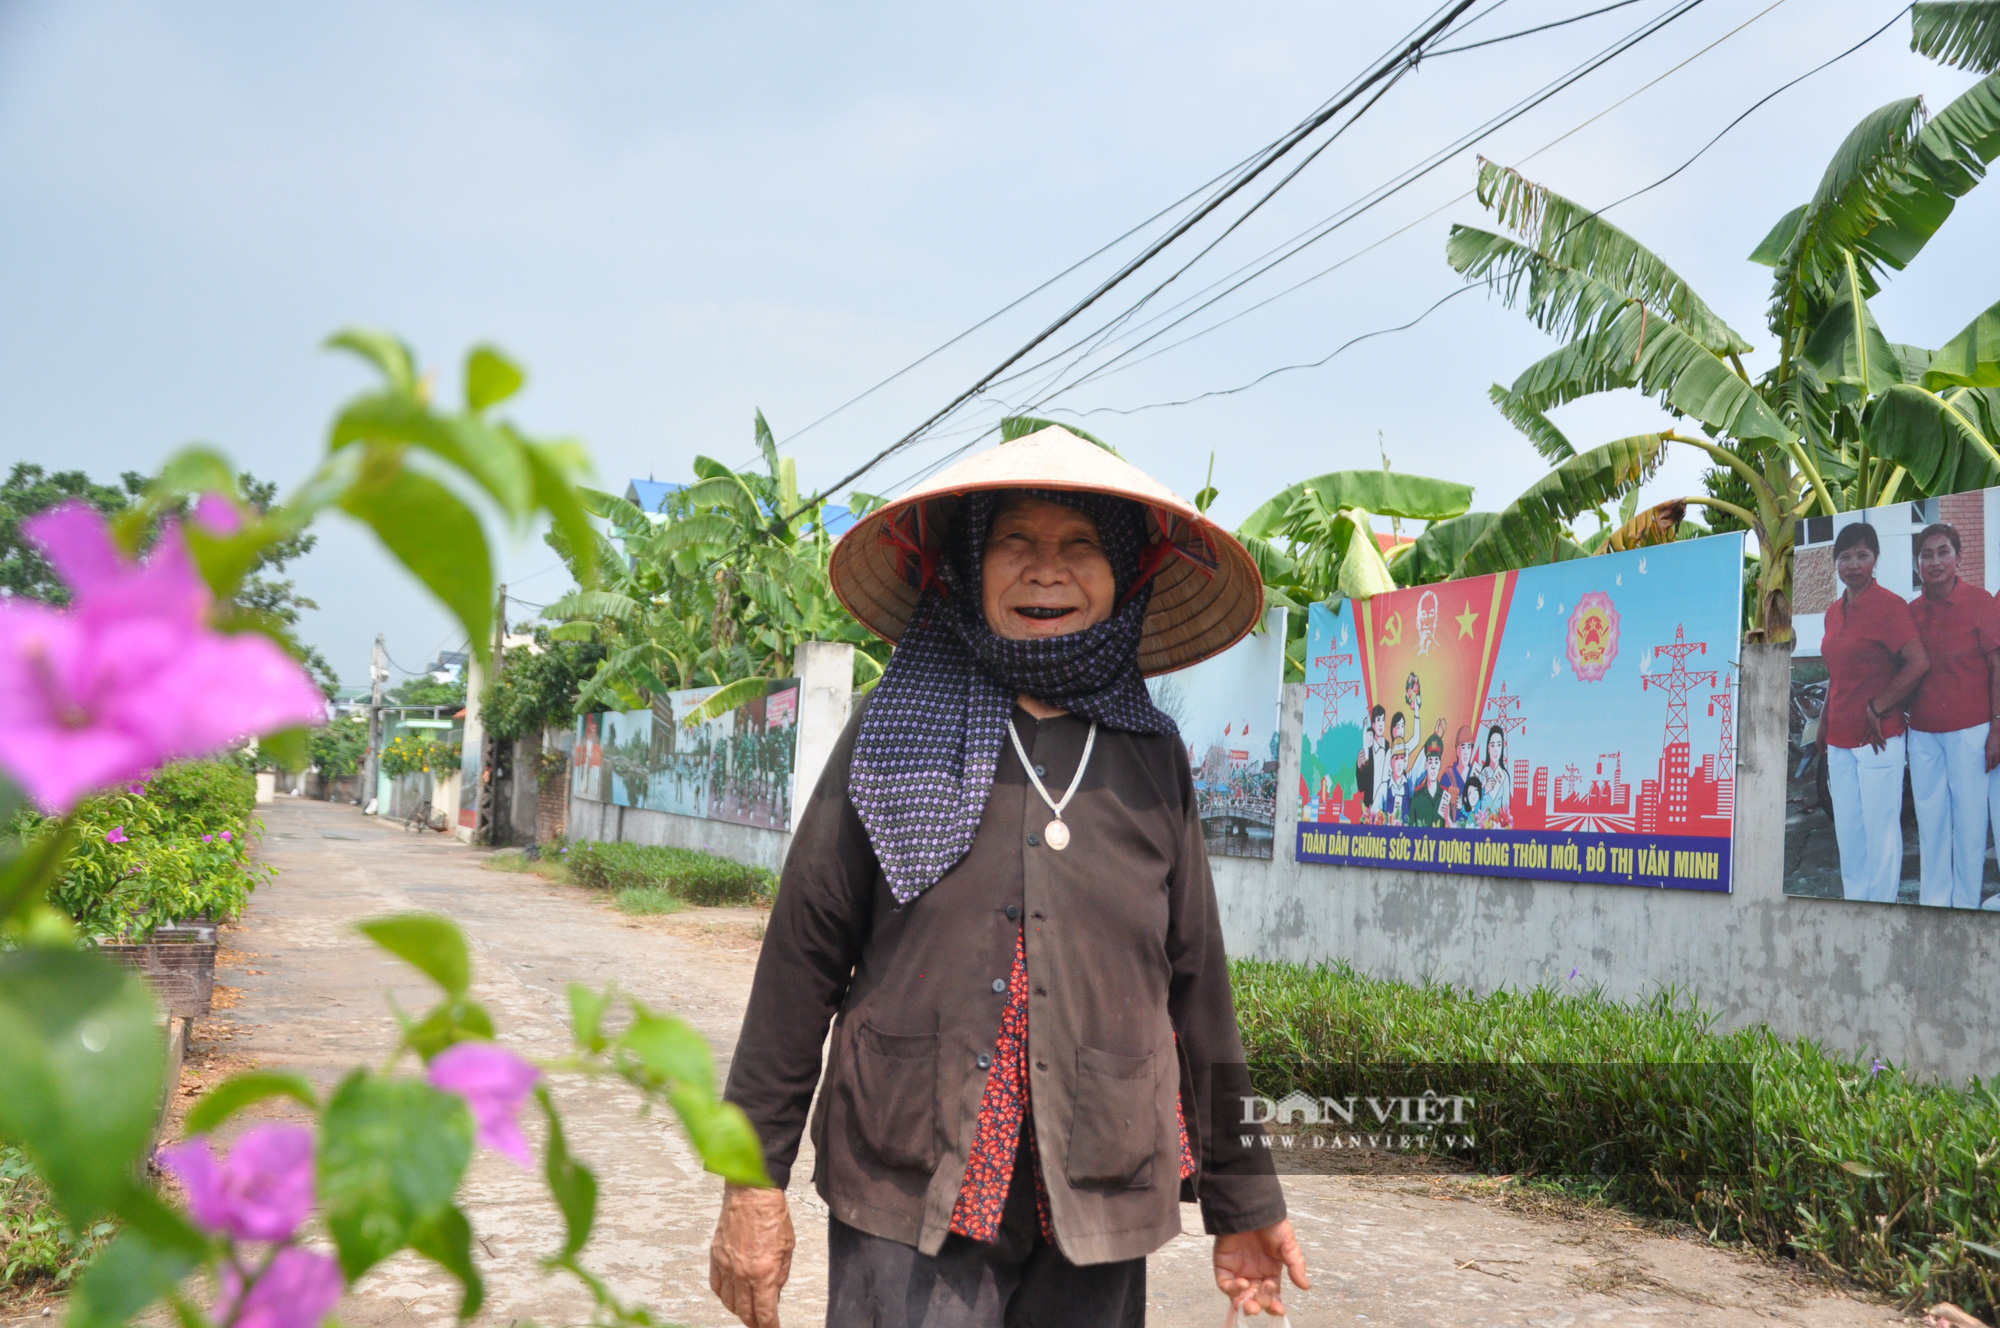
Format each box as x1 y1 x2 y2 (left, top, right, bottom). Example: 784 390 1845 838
482 848 572 885
613 885 687 916
563 841 773 907
2 1145 110 1297
1231 958 2000 1319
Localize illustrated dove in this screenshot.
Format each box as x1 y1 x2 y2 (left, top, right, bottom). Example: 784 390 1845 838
1536 593 1545 610
1551 655 1562 678
1639 557 1648 575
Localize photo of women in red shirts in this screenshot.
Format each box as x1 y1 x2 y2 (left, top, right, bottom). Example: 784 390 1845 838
1817 522 1928 903
1905 522 2000 909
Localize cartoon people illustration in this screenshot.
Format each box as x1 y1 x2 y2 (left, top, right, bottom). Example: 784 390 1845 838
1375 746 1409 824
1354 704 1388 810
1440 724 1474 820
1409 735 1449 827
1459 774 1484 828
1476 724 1513 827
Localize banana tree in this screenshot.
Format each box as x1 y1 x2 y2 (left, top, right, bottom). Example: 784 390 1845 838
1445 3 2000 640
546 411 889 716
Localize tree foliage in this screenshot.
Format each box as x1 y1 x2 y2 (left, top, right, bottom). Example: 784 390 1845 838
478 628 607 743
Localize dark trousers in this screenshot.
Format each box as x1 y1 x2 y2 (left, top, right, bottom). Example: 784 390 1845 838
825 1136 1146 1327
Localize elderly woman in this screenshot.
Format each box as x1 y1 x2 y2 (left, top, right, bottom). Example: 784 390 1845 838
1905 522 2000 909
709 428 1306 1326
1818 521 1928 904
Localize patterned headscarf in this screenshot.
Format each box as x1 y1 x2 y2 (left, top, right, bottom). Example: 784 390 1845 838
849 488 1177 905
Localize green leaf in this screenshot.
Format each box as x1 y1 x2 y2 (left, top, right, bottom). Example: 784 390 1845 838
1913 2 2000 72
1488 384 1574 462
546 621 600 643
1839 1160 1887 1179
1457 434 1668 578
652 511 741 556
618 1007 715 1095
754 408 782 478
568 984 608 1054
1506 300 1792 443
1802 273 1905 393
318 1070 475 1281
1396 512 1501 586
546 590 642 624
0 950 164 1226
667 1088 771 1186
679 475 762 524
409 1203 484 1321
1465 161 1752 355
1863 383 2000 495
1965 1239 2000 1263
1328 509 1397 601
999 415 1119 454
184 1071 320 1136
1747 204 1806 266
66 1226 202 1328
339 467 494 667
683 678 769 727
358 913 472 998
401 998 495 1063
1925 296 2000 388
1238 471 1472 539
537 1087 597 1260
326 329 419 395
465 345 525 413
0 819 74 927
329 393 533 522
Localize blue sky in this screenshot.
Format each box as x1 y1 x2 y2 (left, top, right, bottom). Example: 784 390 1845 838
0 2 1991 683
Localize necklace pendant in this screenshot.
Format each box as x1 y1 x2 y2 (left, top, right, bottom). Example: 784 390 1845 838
1044 818 1071 851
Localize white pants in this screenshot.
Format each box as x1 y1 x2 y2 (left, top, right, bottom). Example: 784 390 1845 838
1910 725 1990 909
1828 737 1907 904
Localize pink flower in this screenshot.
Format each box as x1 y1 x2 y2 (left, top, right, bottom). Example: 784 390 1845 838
203 834 215 843
193 493 244 536
0 504 324 812
222 829 234 843
215 1247 342 1328
128 782 147 795
106 826 127 845
159 1124 315 1242
428 1041 540 1167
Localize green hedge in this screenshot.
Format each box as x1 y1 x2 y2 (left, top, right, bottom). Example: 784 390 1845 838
7 760 269 939
1 1144 109 1294
561 840 773 907
1231 958 2000 1318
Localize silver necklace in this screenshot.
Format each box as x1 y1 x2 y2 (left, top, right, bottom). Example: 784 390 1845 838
1008 717 1097 852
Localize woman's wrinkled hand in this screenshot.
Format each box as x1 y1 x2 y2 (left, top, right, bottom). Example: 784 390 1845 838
1215 1218 1311 1315
710 1182 794 1328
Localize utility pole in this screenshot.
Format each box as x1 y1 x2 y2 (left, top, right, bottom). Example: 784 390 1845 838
364 634 387 811
475 586 507 844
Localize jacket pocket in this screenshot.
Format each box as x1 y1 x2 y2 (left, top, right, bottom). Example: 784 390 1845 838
1066 1045 1158 1190
842 1021 939 1172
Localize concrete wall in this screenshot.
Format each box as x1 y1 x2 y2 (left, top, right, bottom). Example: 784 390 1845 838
566 642 857 879
1210 643 2000 1085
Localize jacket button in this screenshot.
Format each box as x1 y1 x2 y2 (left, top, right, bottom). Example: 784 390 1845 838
1034 764 1046 777
976 1053 992 1070
1026 832 1040 846
991 978 1006 993
1005 905 1020 920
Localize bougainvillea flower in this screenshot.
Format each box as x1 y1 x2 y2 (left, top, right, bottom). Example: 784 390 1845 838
159 1124 316 1242
222 829 234 842
128 782 147 795
193 492 244 536
215 1247 343 1328
105 826 127 845
0 504 324 812
428 1041 541 1166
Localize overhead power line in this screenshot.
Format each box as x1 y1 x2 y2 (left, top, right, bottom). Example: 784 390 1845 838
1051 3 1907 422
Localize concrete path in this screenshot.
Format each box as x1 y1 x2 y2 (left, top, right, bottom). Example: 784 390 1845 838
179 799 1910 1327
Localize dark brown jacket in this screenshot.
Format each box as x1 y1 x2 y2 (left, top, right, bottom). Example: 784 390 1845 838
723 700 1284 1265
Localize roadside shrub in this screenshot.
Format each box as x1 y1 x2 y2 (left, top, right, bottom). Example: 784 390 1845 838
380 734 462 777
7 759 272 938
1231 958 2000 1318
0 1144 111 1294
564 841 773 906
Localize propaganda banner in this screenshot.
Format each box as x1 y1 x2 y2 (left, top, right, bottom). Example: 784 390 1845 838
1148 607 1286 859
1296 533 1745 891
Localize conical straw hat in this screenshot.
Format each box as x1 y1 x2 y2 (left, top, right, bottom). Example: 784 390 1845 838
828 425 1265 676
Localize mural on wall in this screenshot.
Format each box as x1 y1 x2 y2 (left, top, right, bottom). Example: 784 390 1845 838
572 679 801 831
1148 607 1286 859
1296 534 1745 891
1788 489 2000 910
